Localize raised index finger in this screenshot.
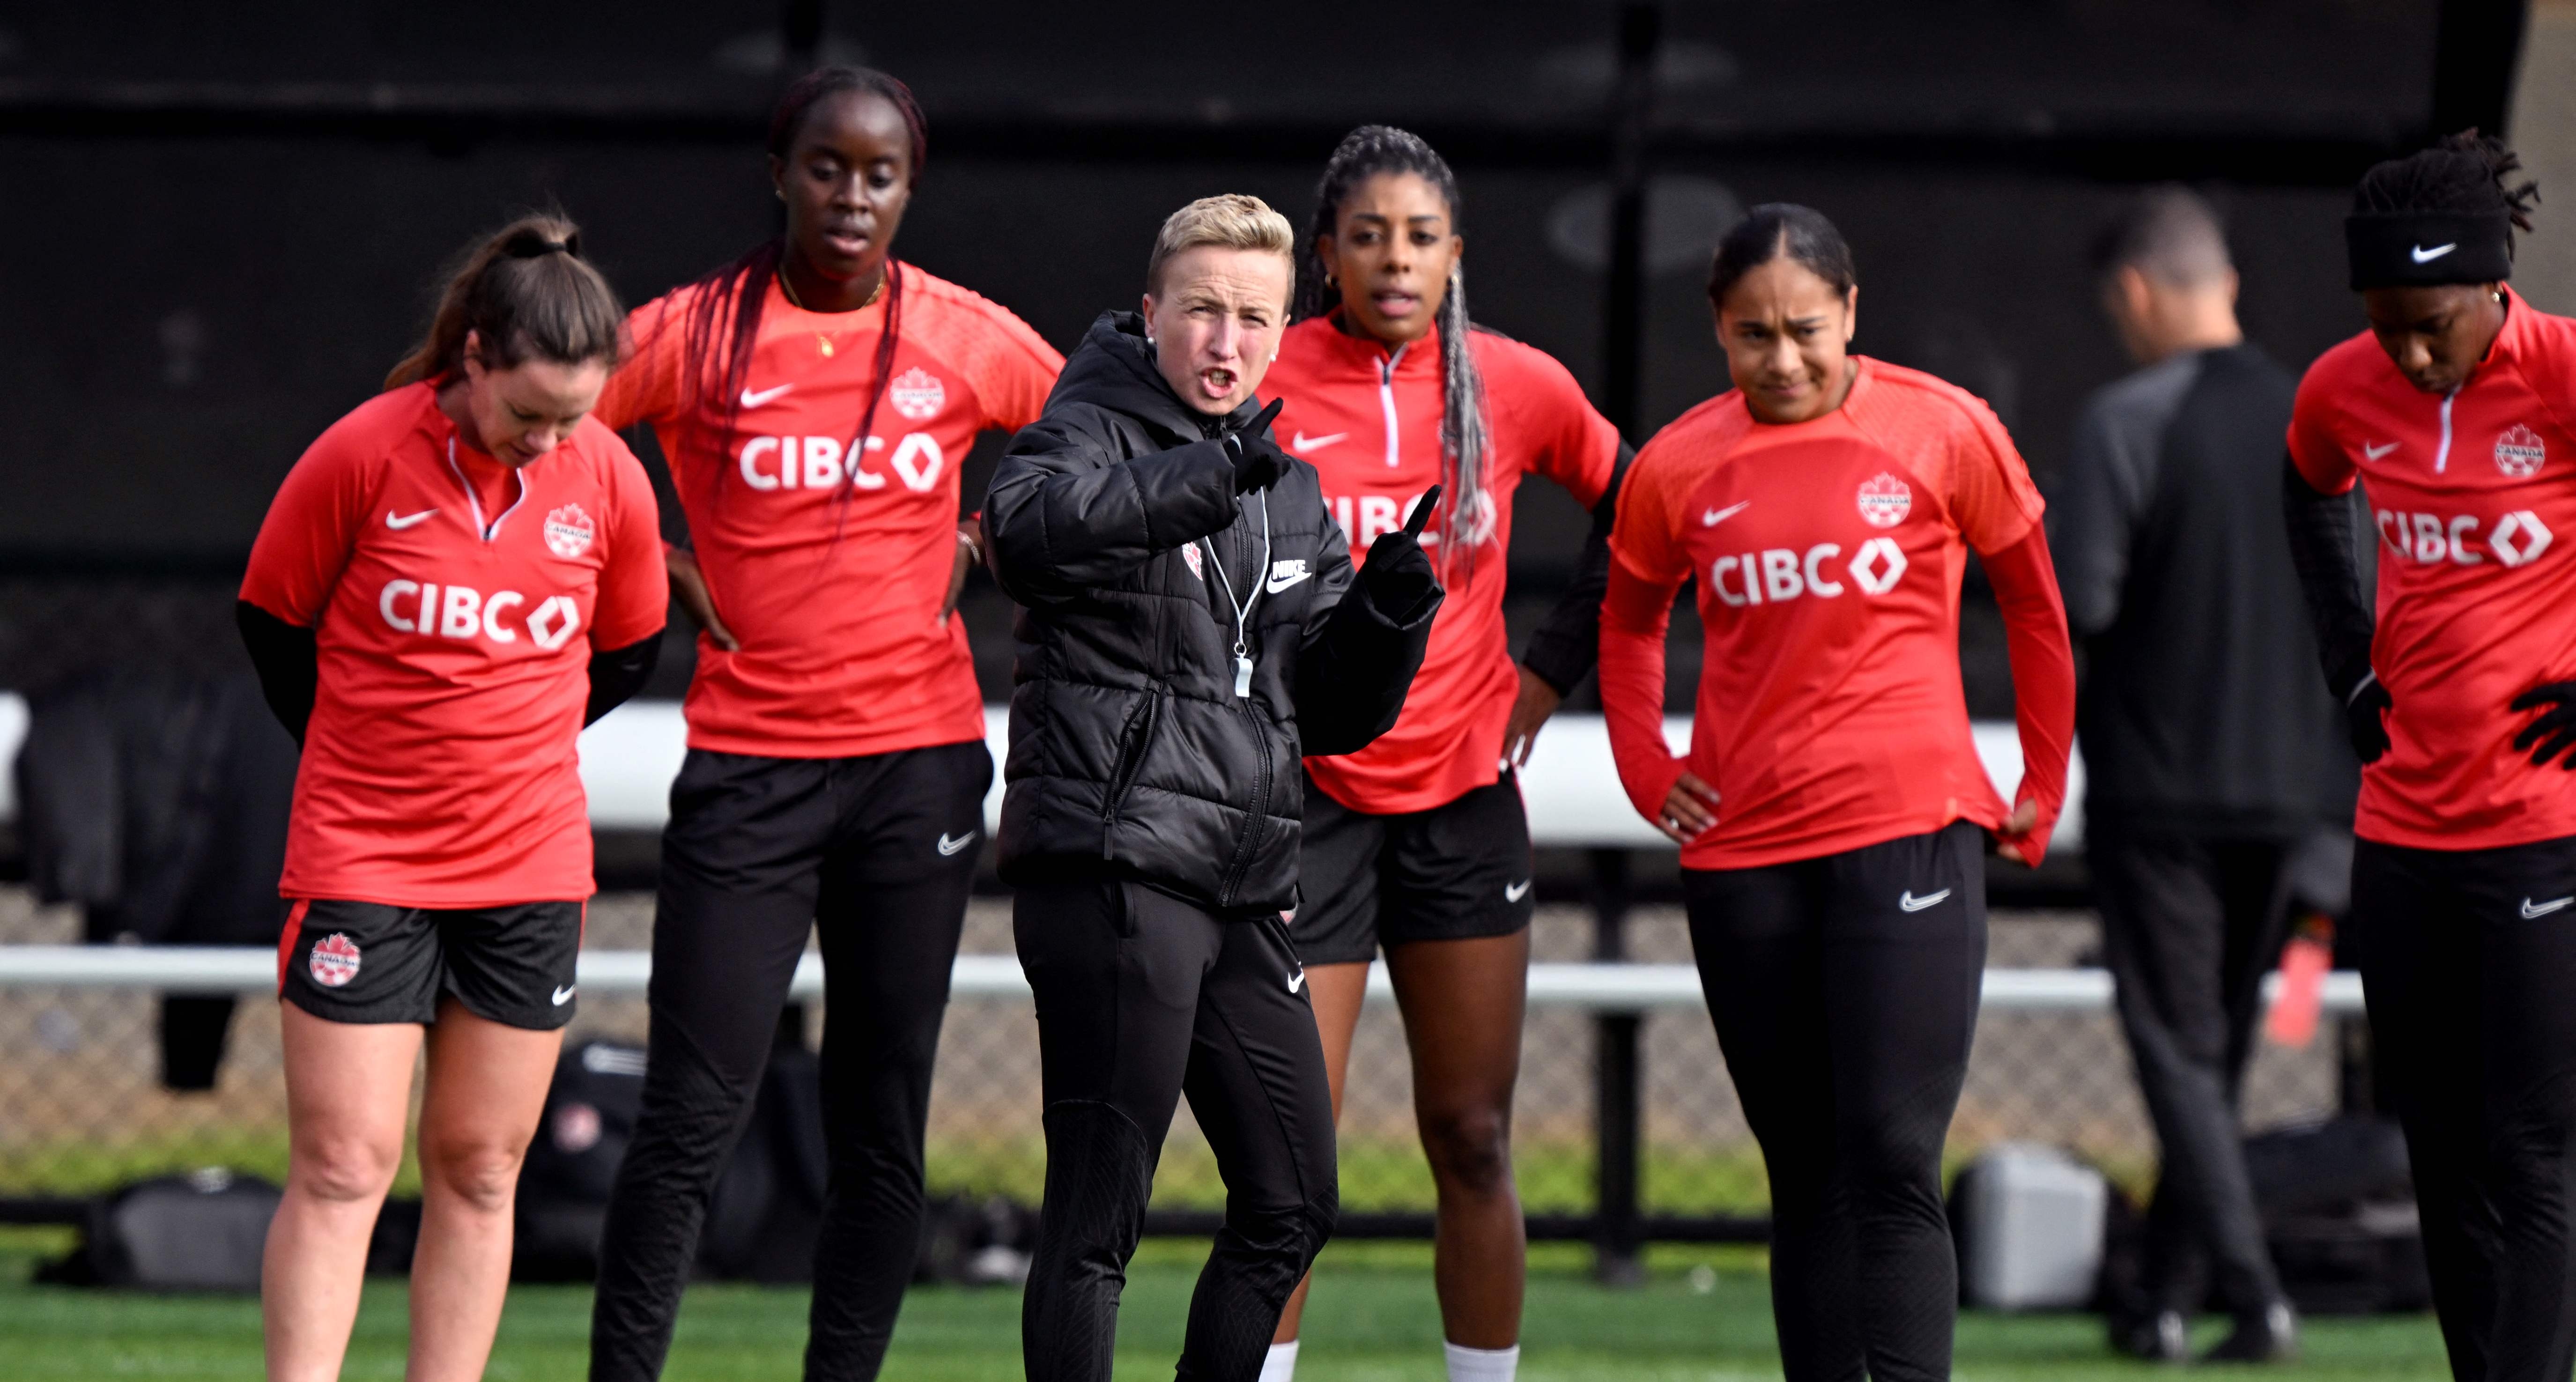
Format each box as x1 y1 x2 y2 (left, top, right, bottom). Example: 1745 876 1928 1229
1403 484 1443 540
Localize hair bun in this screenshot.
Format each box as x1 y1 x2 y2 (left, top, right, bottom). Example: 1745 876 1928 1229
505 232 580 259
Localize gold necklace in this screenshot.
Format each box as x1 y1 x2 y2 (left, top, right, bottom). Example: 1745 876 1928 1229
777 263 888 359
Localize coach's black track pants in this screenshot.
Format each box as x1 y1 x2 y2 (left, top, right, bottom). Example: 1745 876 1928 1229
1013 878 1339 1382
589 742 989 1382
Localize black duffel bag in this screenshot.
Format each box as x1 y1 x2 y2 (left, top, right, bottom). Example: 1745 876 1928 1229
40 1168 279 1291
2246 1116 2430 1316
511 1033 830 1283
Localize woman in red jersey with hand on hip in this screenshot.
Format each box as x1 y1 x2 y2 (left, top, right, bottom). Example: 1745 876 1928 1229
1258 126 1624 1382
1600 205 2074 1382
585 67 1061 1382
237 215 667 1382
2284 133 2576 1382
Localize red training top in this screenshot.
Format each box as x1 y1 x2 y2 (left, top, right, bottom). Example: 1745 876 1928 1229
241 382 668 906
1267 318 1621 814
598 263 1062 758
1600 357 2075 870
2288 286 2576 850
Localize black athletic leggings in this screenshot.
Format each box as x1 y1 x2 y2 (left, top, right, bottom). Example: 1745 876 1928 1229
1683 821 1986 1382
590 742 991 1382
1013 878 1339 1382
2353 835 2576 1382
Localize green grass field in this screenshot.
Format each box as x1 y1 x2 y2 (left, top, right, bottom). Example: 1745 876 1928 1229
0 1234 2457 1380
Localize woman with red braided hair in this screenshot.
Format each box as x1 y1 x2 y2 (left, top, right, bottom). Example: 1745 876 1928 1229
584 67 1061 1382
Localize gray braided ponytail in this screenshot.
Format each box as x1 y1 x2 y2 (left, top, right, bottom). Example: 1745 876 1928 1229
1299 124 1491 583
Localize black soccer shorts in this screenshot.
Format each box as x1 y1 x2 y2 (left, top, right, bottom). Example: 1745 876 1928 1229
278 896 585 1030
1293 769 1535 966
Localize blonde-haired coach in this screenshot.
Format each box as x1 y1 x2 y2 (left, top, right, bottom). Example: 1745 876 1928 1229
984 194 1444 1382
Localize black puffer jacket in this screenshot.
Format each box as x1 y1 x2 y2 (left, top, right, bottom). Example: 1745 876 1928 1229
985 311 1440 915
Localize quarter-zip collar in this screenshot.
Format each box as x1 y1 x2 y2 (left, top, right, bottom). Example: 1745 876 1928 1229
1309 309 1445 385
1308 310 1445 473
2419 286 2532 473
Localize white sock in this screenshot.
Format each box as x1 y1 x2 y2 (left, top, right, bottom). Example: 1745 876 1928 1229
1444 1340 1520 1382
1259 1339 1300 1382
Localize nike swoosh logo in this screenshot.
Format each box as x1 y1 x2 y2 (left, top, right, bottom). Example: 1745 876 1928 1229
740 384 794 408
2363 441 2399 461
1265 570 1313 594
2411 243 2458 264
1899 889 1951 912
1702 501 1751 527
1290 431 1346 453
2522 896 2573 919
1504 879 1532 902
937 831 977 857
551 985 577 1006
386 509 437 530
1287 967 1306 994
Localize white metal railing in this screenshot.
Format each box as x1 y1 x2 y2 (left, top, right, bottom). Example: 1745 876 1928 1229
571 702 2089 853
0 695 2087 853
0 945 2363 1014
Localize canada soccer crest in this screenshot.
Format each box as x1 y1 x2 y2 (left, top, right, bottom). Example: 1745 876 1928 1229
309 933 362 988
1856 473 1912 528
544 504 596 559
2496 424 2548 478
889 367 947 421
1181 543 1204 580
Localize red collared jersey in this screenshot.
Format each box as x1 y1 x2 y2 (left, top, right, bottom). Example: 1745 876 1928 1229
2289 287 2576 850
241 383 668 906
1605 358 2058 869
1266 318 1620 814
598 263 1062 758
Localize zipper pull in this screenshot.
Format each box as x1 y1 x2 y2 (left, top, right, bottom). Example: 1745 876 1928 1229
1235 655 1254 699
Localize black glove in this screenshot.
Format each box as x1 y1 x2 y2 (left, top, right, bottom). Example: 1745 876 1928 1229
2512 680 2576 768
2342 673 2392 765
1224 398 1291 494
1359 483 1443 624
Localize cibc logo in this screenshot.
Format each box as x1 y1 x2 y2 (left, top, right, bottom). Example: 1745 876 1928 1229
737 433 945 494
2376 508 2554 569
1710 537 1909 607
378 580 583 650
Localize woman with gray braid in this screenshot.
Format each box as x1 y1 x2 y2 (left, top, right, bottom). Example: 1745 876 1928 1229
1258 125 1628 1382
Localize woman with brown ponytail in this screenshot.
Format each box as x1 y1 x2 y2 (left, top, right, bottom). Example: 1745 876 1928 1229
237 214 665 1382
1258 125 1626 1382
584 66 1061 1382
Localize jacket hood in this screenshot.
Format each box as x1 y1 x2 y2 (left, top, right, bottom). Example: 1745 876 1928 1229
1050 310 1264 447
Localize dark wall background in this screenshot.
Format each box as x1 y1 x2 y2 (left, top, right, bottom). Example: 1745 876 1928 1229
0 0 2467 709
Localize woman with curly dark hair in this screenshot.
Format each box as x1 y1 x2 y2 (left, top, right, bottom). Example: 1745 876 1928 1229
2283 131 2576 1382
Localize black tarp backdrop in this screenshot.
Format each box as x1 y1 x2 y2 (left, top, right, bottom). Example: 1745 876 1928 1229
0 0 2491 710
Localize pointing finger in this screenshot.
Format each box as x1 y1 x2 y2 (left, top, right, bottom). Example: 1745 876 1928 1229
1403 484 1443 540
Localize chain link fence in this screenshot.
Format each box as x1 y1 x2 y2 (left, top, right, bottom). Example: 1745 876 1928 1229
0 888 2345 1220
0 569 2346 1222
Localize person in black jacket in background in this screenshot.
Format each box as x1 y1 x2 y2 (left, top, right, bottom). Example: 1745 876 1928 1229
984 193 1443 1382
2054 187 2349 1365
